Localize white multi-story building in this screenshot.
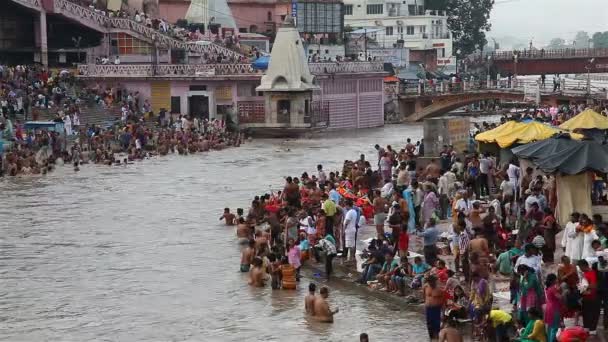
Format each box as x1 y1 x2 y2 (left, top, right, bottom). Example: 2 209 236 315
343 0 455 69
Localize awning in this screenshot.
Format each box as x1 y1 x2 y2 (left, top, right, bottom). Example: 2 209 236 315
475 120 583 148
559 109 608 131
383 76 399 83
349 28 384 35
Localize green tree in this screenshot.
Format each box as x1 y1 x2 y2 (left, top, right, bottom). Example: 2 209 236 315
446 0 495 58
573 31 591 48
592 31 608 48
546 38 566 49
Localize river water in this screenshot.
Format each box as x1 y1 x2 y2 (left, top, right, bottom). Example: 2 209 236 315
1 125 431 341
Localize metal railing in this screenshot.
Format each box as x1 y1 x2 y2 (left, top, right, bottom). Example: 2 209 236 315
399 78 607 97
492 48 608 60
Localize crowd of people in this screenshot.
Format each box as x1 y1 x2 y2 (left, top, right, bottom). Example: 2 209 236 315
0 64 243 177
71 0 252 63
230 134 608 341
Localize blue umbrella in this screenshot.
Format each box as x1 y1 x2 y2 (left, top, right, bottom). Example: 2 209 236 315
251 56 270 70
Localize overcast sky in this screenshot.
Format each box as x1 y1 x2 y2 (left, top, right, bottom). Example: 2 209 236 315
489 0 608 45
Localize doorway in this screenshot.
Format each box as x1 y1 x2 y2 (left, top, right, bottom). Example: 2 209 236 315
189 95 209 119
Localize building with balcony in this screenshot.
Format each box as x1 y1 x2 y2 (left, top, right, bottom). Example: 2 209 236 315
342 0 455 70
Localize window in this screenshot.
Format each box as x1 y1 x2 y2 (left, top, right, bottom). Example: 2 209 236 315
110 33 152 55
419 25 426 33
366 4 383 14
344 4 353 15
267 11 272 22
408 4 416 15
397 26 403 34
385 26 393 36
239 28 247 33
438 48 446 58
418 5 424 14
406 26 414 35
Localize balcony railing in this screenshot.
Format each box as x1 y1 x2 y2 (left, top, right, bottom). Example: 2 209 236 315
77 64 260 77
77 62 385 77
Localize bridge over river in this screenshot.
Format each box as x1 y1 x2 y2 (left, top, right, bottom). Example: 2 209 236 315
397 78 608 121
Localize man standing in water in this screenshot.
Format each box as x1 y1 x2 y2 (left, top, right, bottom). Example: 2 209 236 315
248 257 266 287
305 283 316 315
313 286 339 323
240 240 255 272
219 208 236 225
423 275 445 340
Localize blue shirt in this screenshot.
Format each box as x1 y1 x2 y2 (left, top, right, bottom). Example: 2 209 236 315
412 262 430 275
418 226 440 246
329 189 341 203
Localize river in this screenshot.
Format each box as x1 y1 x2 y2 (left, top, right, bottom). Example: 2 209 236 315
1 125 431 341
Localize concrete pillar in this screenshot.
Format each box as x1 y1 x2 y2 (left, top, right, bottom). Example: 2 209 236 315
496 73 501 89
356 79 360 129
39 12 48 67
486 75 491 89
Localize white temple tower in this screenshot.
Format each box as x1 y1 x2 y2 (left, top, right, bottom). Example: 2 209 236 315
256 17 320 129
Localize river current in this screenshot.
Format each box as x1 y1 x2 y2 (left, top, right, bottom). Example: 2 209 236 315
1 125 431 341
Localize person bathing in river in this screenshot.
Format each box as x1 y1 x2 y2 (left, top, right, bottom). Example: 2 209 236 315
305 283 317 315
236 217 252 243
240 239 255 272
219 208 236 225
248 257 266 287
313 286 339 323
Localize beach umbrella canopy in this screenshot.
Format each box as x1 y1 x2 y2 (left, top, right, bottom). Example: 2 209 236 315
511 134 581 160
532 140 608 174
559 109 608 131
476 121 583 148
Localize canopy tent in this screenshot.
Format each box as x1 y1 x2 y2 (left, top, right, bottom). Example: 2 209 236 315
559 109 608 131
475 120 583 148
531 140 608 175
510 134 581 161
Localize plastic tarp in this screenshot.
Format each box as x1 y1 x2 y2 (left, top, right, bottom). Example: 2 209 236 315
475 121 583 148
532 140 608 175
251 56 270 70
511 134 581 161
559 109 608 131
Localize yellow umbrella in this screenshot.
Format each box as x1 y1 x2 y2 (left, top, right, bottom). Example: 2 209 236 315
559 109 608 130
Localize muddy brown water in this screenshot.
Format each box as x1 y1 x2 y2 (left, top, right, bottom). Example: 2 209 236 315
0 125 439 341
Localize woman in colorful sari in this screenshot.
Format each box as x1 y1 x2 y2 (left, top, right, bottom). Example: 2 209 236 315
516 264 544 326
544 273 562 342
518 307 547 342
470 272 493 339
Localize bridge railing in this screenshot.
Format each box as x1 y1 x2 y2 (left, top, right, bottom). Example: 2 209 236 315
399 78 604 96
492 48 608 60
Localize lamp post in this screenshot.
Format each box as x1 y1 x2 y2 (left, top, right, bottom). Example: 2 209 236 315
512 52 518 88
586 58 595 97
455 48 461 74
486 55 492 88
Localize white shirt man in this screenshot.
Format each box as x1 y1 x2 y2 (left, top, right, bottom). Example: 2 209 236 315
479 155 491 175
343 206 358 249
507 163 520 189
